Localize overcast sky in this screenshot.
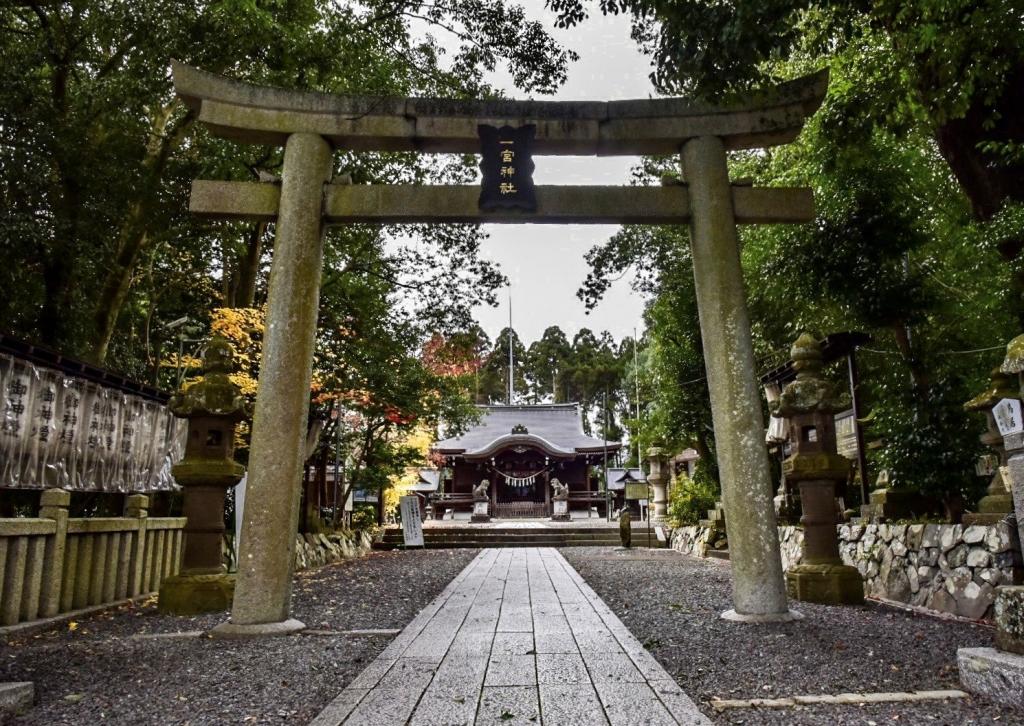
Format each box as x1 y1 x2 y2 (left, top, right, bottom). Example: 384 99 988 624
450 2 657 346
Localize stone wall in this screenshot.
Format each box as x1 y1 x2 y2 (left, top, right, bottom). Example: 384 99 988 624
671 521 1023 621
672 526 715 558
293 531 374 571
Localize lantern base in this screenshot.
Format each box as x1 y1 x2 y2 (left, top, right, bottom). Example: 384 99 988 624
786 563 864 605
158 573 236 616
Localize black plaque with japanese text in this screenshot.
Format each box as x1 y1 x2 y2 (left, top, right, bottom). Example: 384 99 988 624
478 124 537 212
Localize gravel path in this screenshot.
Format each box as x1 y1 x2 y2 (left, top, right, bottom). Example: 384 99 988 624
562 547 1024 725
0 549 476 725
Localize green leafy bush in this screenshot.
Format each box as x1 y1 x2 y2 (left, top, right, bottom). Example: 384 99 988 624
667 466 719 528
350 504 378 534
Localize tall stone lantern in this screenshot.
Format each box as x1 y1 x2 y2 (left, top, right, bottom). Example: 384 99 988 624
772 333 864 605
963 369 1018 525
957 335 1024 708
159 337 251 615
998 333 1024 558
647 446 670 525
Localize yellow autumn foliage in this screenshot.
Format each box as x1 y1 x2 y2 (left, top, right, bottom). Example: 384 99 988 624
384 425 436 513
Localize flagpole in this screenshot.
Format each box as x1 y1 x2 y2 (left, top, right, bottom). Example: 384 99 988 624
508 291 513 405
634 327 641 467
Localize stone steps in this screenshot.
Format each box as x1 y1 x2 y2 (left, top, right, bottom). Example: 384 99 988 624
374 538 627 550
375 526 628 550
380 529 624 538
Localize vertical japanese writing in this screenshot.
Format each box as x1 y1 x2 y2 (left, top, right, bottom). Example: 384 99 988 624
478 125 536 212
2 376 28 437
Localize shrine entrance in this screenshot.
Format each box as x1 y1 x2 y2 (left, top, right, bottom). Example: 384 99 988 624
493 448 549 519
172 62 827 636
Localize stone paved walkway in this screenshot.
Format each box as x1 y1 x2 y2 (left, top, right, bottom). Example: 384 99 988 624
310 548 710 726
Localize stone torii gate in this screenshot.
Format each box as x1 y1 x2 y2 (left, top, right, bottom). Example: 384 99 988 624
172 62 825 636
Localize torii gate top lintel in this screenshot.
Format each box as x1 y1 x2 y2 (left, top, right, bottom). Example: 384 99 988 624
171 61 828 155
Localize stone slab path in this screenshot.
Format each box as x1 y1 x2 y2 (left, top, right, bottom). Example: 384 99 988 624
310 548 710 726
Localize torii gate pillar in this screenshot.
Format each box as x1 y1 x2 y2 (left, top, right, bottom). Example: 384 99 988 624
211 133 332 638
683 136 799 622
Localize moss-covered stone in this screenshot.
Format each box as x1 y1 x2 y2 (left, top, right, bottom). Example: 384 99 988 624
994 586 1024 655
1000 334 1024 376
965 369 1019 412
158 573 236 616
773 333 848 417
786 563 864 605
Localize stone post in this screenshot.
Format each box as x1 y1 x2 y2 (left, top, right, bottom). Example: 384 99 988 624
125 494 149 597
773 334 863 605
999 333 1024 551
212 132 332 638
472 479 491 523
958 333 1024 708
681 135 797 622
963 369 1017 525
646 447 670 525
38 488 69 618
159 337 249 616
550 478 570 521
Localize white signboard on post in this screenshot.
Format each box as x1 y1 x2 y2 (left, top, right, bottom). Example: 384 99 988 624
400 495 424 548
994 398 1023 437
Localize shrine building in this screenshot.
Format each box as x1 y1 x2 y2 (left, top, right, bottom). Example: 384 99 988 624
431 404 620 519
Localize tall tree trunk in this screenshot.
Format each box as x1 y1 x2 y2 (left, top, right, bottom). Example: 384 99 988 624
890 322 930 397
693 427 718 488
90 105 196 364
235 222 266 308
928 63 1024 325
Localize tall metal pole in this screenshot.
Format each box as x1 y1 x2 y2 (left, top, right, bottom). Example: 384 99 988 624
332 400 341 527
633 327 641 467
508 292 513 405
603 387 610 521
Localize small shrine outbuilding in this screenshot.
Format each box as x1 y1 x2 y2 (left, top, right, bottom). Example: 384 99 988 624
432 404 620 518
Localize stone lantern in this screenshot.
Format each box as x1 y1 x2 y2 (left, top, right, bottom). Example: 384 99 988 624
772 333 863 605
997 332 1024 579
159 337 251 615
646 446 670 525
963 369 1018 525
957 337 1024 708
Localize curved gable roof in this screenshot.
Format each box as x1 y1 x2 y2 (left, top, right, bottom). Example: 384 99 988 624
433 404 620 458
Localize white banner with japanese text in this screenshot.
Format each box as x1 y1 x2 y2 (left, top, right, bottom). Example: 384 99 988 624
0 352 184 492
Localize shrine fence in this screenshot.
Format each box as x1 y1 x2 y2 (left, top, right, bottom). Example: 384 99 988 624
0 489 184 627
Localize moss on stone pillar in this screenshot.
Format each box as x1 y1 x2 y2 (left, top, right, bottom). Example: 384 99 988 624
682 135 795 622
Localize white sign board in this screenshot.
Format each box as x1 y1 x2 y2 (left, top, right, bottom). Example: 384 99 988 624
234 473 247 562
400 496 424 547
994 398 1023 437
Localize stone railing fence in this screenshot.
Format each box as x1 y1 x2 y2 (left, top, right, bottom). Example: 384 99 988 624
0 488 185 627
672 521 1023 621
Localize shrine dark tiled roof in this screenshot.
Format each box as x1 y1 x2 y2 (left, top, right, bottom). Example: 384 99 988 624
433 404 620 457
605 467 644 491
